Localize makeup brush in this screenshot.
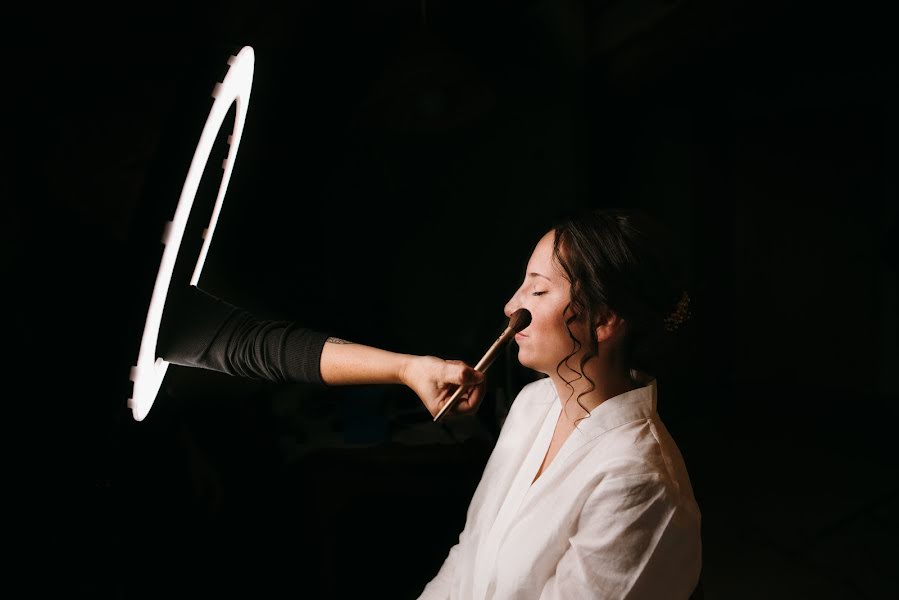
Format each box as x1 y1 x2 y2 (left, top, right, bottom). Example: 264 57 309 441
433 308 532 422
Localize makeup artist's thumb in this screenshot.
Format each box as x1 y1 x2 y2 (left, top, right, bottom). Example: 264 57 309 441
446 361 485 385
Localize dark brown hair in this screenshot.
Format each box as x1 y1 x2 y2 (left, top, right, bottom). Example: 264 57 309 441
551 208 689 414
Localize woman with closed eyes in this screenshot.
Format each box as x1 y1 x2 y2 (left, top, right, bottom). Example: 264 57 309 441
419 208 701 599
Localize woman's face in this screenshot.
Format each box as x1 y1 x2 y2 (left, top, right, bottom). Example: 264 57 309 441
504 230 586 375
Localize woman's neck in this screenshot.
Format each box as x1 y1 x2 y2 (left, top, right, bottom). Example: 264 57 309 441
548 358 636 422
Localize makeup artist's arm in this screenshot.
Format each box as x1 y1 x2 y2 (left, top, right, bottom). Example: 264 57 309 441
321 339 486 417
159 285 485 417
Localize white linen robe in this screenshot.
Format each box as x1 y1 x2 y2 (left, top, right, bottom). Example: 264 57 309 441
419 376 702 599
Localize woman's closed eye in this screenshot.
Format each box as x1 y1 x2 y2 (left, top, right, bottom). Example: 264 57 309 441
532 290 547 296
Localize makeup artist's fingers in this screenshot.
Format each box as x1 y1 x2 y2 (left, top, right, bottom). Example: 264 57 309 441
452 380 486 414
401 355 485 417
439 360 485 414
442 360 485 388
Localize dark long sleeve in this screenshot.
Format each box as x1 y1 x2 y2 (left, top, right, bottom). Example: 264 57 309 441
158 285 330 385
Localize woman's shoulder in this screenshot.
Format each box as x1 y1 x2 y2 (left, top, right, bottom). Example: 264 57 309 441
585 417 695 497
514 376 557 405
500 377 556 425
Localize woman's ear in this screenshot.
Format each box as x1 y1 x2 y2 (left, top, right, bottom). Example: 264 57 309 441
595 312 625 344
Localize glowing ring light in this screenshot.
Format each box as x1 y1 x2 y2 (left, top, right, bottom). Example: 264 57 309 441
128 46 255 421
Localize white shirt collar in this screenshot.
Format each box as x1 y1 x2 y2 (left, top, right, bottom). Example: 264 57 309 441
570 375 658 441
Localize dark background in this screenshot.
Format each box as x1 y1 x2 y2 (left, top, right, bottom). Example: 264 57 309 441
5 0 897 597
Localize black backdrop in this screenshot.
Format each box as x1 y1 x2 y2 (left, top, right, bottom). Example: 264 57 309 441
6 1 897 598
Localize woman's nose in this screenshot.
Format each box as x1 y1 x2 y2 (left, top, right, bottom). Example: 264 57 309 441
504 294 518 318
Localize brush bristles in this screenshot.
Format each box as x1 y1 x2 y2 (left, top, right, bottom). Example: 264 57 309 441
509 308 532 332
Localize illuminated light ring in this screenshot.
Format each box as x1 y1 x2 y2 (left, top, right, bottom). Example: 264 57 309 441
128 46 255 421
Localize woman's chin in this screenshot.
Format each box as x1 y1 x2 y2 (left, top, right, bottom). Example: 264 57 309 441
516 352 546 374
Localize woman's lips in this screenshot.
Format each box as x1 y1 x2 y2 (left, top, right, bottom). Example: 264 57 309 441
514 332 528 341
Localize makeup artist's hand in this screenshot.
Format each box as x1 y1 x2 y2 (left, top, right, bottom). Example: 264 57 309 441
400 356 486 418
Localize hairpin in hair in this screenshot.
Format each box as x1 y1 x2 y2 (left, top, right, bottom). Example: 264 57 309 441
664 291 692 333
